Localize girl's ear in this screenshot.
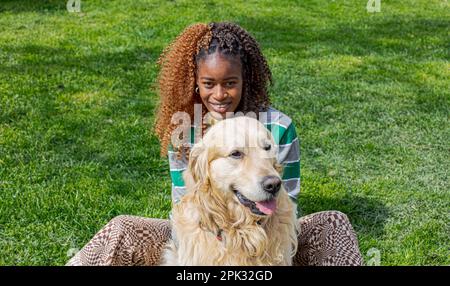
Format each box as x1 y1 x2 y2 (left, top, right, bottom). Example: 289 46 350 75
188 142 209 185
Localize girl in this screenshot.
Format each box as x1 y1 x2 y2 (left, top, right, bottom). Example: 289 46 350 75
68 22 362 266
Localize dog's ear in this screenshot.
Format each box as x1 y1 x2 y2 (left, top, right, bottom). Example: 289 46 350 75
188 143 228 232
188 142 209 185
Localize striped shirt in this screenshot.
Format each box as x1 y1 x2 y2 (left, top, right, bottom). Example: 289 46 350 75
168 107 300 204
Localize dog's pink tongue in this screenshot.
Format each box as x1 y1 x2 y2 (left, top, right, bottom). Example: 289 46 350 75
255 199 277 215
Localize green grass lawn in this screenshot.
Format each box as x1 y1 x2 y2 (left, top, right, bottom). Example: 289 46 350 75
0 0 448 265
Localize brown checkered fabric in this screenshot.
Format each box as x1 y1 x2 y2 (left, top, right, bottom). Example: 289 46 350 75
67 211 362 266
293 211 362 266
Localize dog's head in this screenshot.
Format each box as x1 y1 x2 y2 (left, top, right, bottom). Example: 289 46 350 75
184 116 283 218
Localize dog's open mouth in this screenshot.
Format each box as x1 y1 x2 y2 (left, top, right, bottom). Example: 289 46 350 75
234 190 277 216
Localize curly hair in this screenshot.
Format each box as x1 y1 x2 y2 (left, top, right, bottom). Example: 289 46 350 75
154 22 272 156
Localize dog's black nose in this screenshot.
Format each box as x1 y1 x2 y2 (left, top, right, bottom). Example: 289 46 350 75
262 176 281 194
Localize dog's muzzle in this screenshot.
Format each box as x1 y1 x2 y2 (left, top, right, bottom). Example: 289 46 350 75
233 190 277 216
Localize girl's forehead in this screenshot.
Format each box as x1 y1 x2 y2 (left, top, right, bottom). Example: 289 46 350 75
197 53 242 72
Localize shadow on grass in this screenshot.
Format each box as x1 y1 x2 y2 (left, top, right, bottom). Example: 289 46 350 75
239 14 449 115
298 179 390 240
0 0 68 13
238 15 448 60
0 42 164 183
0 43 159 120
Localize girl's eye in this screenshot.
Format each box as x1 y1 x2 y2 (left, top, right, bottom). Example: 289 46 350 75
203 82 213 88
226 81 236 87
229 150 244 159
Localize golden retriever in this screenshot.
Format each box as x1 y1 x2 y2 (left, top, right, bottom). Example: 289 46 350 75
162 116 298 265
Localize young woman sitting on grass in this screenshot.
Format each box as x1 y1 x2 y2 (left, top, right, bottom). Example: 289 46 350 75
67 22 362 266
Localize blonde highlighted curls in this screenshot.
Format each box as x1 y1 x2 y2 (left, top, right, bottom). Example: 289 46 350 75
155 23 212 156
154 22 272 156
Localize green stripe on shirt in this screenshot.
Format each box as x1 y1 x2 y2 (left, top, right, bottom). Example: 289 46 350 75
170 170 185 187
279 123 297 145
265 123 285 143
281 161 300 180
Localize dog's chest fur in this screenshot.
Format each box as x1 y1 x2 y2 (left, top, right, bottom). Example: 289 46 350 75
161 192 297 266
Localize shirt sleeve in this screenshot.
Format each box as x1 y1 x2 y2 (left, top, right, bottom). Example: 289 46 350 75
276 123 301 202
168 143 188 204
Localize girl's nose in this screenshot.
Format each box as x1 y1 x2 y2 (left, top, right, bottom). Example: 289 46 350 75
213 85 227 101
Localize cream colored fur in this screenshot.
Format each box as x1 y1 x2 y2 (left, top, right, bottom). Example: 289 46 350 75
162 116 298 265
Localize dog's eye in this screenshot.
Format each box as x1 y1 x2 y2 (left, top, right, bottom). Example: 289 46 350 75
263 144 271 151
229 150 244 159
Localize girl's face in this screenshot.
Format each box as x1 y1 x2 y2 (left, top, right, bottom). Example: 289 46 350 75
196 53 243 118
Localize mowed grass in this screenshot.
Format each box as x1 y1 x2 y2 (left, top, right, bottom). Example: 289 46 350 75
0 0 448 265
